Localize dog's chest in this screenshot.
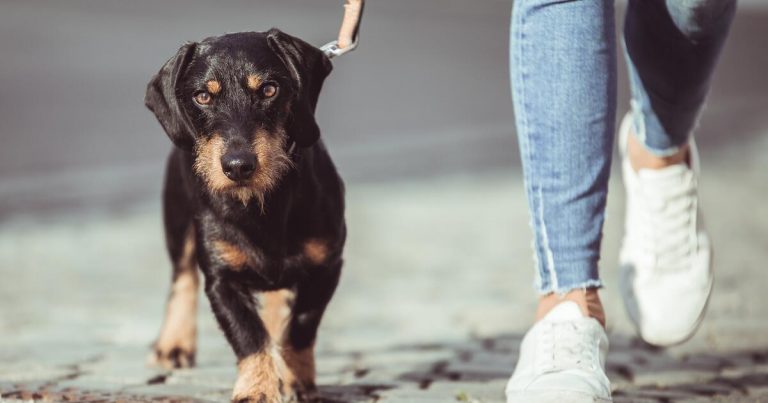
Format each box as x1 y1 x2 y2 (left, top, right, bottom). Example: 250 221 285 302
207 233 321 282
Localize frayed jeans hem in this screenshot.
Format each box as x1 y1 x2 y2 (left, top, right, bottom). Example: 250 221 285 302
536 279 604 296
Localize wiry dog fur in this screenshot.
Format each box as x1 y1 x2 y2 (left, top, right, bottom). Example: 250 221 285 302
144 29 346 403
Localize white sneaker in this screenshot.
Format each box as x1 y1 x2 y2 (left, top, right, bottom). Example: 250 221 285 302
506 301 612 403
618 113 713 347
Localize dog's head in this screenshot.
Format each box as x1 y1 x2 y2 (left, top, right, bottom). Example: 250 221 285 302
145 29 332 205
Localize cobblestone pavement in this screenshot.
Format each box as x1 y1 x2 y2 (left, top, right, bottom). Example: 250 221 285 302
2 155 768 402
2 336 768 402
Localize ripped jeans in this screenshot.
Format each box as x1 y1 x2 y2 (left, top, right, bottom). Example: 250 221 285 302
510 0 736 293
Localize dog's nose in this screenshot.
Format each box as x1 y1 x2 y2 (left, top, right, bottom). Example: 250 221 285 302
221 152 257 181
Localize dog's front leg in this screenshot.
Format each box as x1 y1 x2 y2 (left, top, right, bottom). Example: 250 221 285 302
282 257 343 397
205 273 293 403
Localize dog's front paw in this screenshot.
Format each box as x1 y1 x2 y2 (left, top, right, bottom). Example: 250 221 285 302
231 378 296 403
232 351 296 403
232 391 296 403
147 343 196 369
282 345 317 399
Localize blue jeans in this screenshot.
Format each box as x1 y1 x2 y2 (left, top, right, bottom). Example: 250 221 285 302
510 0 736 294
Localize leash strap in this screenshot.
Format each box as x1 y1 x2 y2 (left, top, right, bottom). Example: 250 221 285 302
291 1 364 162
320 0 364 59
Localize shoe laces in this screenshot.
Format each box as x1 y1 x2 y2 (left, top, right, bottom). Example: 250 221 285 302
535 321 596 373
634 169 698 271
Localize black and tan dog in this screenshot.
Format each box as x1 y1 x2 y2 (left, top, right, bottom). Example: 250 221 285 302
144 29 345 402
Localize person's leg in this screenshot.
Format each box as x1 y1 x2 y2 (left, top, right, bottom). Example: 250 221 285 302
624 0 736 159
507 0 616 401
619 0 736 346
510 0 616 317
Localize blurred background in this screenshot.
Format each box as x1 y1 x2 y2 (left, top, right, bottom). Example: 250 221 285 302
1 0 767 401
1 0 767 214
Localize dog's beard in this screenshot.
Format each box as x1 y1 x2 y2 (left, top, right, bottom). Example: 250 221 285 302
193 130 293 211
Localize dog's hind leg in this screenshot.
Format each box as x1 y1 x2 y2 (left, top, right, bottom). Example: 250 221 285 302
149 153 199 369
150 224 198 369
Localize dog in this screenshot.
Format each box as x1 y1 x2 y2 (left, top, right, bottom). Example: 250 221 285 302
144 29 346 402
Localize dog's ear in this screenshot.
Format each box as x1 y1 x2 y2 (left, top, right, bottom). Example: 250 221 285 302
145 42 198 151
267 28 332 148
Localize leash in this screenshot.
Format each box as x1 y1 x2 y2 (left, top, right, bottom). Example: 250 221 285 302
320 0 364 59
289 0 364 161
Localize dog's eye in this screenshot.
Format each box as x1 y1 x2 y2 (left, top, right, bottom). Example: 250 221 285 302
194 92 212 106
260 83 278 98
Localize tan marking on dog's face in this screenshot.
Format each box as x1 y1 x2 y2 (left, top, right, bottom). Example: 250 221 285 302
193 133 230 191
246 74 263 90
193 131 292 208
212 240 250 270
282 345 316 392
232 346 292 402
205 80 221 95
303 239 329 265
258 289 294 342
151 225 198 369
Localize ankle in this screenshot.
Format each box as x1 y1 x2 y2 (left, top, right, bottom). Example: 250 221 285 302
627 129 689 171
536 288 606 328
